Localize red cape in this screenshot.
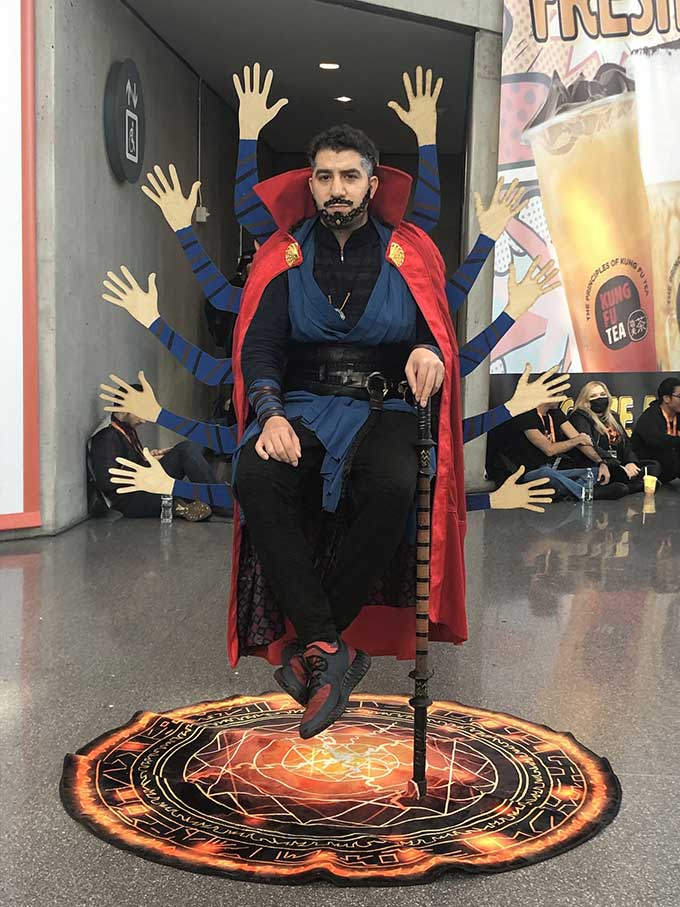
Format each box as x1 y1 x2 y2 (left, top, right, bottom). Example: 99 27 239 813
227 166 467 667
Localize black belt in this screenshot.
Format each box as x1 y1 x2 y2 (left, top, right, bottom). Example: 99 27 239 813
284 342 409 401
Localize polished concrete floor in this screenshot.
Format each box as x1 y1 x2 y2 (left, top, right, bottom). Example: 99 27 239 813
2 488 679 906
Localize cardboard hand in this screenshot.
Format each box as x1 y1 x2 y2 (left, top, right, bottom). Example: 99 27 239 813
506 364 570 418
233 63 288 140
490 466 555 513
109 447 174 496
505 256 561 320
102 267 159 328
387 66 443 147
474 178 530 241
141 164 200 232
100 371 162 422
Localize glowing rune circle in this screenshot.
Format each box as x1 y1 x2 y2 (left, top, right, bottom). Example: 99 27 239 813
60 693 621 886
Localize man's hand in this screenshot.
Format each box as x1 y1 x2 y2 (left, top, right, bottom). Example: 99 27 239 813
109 447 174 496
474 177 530 241
505 364 570 418
387 66 443 147
102 267 159 328
255 416 301 467
405 347 445 407
100 371 162 423
505 256 561 321
598 463 611 485
233 63 288 140
150 447 172 459
141 163 200 232
624 462 641 479
490 466 555 513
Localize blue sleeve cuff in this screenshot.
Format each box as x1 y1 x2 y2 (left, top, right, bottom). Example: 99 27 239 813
466 493 491 512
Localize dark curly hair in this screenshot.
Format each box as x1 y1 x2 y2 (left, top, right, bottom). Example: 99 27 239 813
307 124 379 176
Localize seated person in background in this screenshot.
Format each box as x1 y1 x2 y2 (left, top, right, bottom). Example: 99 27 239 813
89 381 223 520
632 376 680 485
493 398 629 501
568 381 660 494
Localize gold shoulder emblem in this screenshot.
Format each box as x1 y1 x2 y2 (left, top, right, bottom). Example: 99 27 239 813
285 242 301 267
388 242 405 268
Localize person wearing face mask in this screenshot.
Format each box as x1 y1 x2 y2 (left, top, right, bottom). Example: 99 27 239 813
569 382 661 494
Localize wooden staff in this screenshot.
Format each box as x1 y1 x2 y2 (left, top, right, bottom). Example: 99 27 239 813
410 399 435 798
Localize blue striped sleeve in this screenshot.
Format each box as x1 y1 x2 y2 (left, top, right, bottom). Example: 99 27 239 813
463 404 512 444
157 408 238 455
410 144 440 233
466 493 491 512
149 318 233 387
446 234 495 316
459 311 514 378
175 226 242 313
234 138 277 243
173 479 233 509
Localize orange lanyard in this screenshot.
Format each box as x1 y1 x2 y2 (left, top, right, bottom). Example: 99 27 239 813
663 410 678 437
110 418 145 456
538 411 555 443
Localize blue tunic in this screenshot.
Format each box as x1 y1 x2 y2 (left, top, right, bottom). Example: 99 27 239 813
234 216 419 512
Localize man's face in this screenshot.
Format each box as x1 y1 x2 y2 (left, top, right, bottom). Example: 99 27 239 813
117 411 145 429
662 385 680 414
309 149 378 228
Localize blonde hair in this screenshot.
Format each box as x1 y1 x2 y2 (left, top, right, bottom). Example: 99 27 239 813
573 381 620 437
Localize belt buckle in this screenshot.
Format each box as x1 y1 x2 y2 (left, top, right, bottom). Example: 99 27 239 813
366 371 388 400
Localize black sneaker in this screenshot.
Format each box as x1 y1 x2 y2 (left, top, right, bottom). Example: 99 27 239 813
298 639 371 740
273 642 308 706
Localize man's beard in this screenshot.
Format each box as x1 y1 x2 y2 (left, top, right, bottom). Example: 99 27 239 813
319 189 372 229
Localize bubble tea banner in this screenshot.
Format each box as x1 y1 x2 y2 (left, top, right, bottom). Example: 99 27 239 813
492 1 680 408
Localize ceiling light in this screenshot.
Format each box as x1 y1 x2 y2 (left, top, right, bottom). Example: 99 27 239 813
335 96 352 103
319 63 340 70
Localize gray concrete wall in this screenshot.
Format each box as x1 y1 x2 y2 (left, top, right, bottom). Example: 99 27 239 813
27 0 243 537
460 29 503 487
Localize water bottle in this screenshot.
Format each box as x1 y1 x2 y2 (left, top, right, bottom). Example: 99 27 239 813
583 469 594 503
160 494 173 524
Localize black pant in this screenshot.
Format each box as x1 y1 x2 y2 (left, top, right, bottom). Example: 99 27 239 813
115 441 218 518
609 459 661 493
651 451 680 485
236 413 419 646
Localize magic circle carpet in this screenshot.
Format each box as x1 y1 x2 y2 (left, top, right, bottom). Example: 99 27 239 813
60 693 621 886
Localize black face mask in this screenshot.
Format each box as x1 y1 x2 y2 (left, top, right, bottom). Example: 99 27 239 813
319 188 372 229
590 397 609 415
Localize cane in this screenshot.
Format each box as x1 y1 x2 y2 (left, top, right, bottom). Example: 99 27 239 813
410 398 435 798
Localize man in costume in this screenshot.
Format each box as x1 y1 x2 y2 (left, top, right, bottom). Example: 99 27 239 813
102 118 567 739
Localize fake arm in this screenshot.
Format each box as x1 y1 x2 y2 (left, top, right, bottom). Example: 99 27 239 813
462 365 571 444
234 139 277 243
458 311 514 378
149 318 233 386
456 256 560 377
233 64 287 243
107 448 234 508
175 226 242 313
445 234 495 316
102 268 234 387
157 408 238 455
466 468 554 513
410 145 440 233
100 374 238 455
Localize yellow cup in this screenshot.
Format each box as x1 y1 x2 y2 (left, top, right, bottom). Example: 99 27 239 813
643 474 658 494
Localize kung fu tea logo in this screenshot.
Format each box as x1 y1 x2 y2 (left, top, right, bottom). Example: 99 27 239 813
530 1 680 41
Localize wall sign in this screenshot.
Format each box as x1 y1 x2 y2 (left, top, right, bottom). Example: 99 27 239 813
104 59 145 183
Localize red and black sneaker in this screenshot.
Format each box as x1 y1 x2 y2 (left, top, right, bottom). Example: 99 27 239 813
298 639 371 739
273 642 309 706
